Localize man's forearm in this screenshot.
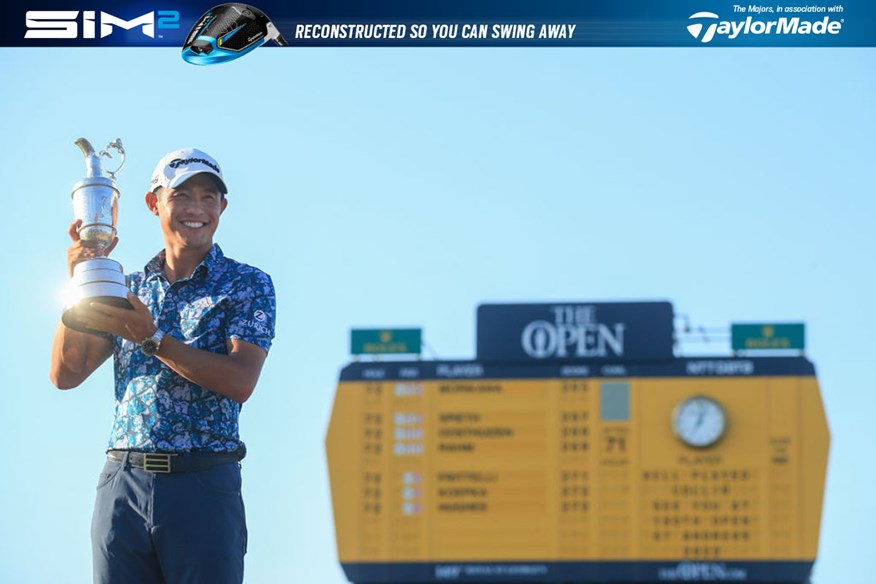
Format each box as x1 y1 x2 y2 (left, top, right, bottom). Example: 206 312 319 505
49 321 112 389
154 336 266 404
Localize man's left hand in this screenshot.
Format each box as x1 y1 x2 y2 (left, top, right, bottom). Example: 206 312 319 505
78 292 157 344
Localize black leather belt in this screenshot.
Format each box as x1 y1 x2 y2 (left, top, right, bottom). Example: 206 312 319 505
107 450 243 474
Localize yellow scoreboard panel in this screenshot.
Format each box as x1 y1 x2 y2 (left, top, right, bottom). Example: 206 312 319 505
326 357 829 584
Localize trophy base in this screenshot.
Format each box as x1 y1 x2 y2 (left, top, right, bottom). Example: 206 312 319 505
62 295 133 335
62 257 132 335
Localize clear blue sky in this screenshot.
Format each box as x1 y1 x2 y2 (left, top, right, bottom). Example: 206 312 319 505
0 47 873 583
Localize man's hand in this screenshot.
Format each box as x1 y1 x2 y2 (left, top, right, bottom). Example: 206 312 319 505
67 219 118 277
76 292 157 344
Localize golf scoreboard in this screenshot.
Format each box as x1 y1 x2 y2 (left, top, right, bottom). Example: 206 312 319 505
326 302 829 583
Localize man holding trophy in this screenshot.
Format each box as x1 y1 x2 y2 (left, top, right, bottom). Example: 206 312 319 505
50 140 276 584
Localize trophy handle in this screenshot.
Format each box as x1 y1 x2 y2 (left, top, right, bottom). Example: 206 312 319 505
100 139 126 180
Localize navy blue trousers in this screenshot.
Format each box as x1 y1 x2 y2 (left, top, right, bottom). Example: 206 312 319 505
91 453 247 584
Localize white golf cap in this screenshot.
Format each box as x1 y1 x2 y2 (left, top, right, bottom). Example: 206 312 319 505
150 147 228 194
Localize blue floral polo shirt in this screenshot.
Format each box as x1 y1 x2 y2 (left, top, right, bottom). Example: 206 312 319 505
108 244 276 453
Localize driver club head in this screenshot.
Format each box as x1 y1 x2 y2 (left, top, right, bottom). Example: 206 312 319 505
182 3 288 65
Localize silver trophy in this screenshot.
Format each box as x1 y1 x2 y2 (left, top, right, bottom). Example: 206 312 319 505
61 138 132 333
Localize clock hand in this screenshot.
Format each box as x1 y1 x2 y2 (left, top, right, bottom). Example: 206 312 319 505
695 403 705 430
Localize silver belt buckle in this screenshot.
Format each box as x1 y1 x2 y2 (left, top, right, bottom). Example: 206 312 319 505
142 453 173 473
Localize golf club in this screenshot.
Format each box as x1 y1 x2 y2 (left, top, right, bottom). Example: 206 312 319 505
182 3 288 65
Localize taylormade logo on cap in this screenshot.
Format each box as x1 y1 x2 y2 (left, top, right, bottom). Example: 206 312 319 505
168 157 221 173
151 147 227 193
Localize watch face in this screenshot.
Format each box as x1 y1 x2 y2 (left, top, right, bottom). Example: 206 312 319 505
141 339 160 357
672 396 726 448
140 330 164 357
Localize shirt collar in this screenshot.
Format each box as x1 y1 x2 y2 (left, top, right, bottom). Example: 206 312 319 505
144 244 225 282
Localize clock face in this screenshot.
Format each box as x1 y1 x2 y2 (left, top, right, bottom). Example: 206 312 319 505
672 396 726 448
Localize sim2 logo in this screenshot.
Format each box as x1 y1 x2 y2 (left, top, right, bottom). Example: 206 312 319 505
24 10 180 39
686 11 843 43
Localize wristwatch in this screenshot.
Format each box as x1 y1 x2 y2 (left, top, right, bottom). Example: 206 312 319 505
140 329 165 357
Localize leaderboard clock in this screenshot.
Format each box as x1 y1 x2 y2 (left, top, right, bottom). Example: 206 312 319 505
672 395 727 448
325 302 830 584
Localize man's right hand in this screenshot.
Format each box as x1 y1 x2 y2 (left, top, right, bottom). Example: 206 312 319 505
67 219 118 277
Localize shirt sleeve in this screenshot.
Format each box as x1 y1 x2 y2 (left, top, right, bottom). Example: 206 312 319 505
226 269 276 353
